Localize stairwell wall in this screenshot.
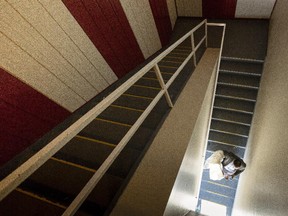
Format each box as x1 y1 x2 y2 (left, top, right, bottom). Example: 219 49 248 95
0 0 176 166
232 0 288 215
176 0 276 19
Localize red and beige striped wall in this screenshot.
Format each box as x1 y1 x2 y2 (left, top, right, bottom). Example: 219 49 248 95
0 0 276 166
176 0 276 19
0 0 176 166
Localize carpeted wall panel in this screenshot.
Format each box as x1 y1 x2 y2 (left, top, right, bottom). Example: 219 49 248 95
62 0 144 78
0 68 70 166
149 0 173 46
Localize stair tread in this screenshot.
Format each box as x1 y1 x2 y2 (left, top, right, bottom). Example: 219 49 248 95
206 141 246 158
56 137 142 178
200 180 237 198
79 119 153 150
209 130 248 148
199 189 234 208
214 96 255 113
216 85 258 101
220 58 263 75
24 158 123 209
218 71 261 87
0 189 68 216
212 108 252 125
210 119 250 137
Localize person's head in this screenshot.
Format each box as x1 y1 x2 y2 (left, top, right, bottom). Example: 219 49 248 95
233 159 242 168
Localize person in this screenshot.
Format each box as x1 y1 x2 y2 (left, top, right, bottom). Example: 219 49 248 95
204 150 246 181
221 150 246 180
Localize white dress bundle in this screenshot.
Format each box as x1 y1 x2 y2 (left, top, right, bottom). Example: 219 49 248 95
204 150 225 180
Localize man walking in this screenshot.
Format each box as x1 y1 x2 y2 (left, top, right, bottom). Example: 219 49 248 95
221 151 246 180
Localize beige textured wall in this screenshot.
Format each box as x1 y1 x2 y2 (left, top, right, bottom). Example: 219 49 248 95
119 0 162 59
110 49 219 216
166 0 177 29
0 0 117 112
235 0 276 19
164 59 218 216
176 0 202 17
233 1 288 215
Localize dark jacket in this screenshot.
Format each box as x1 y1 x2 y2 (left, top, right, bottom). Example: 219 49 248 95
221 151 246 177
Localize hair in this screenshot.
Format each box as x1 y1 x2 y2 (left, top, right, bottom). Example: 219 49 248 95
233 159 242 168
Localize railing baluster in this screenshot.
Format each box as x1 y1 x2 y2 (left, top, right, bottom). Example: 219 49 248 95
153 64 173 108
191 32 197 67
205 19 208 47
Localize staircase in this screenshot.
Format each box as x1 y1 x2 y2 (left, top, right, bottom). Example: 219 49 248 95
197 56 264 216
0 37 200 216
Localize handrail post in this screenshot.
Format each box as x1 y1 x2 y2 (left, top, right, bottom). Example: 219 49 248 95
191 32 197 67
205 19 208 47
153 64 173 108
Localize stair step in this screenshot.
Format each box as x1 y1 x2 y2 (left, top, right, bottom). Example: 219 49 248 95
0 189 70 216
79 118 153 150
220 57 263 75
214 96 255 114
199 189 234 208
210 119 250 137
218 70 261 88
216 85 258 101
209 130 248 148
202 170 239 189
23 158 123 212
159 59 184 67
206 141 246 157
212 108 252 126
125 84 160 98
98 106 141 126
55 137 141 178
200 180 237 198
135 77 162 88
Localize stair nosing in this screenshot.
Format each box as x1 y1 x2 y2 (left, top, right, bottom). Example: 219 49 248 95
208 139 246 149
221 56 264 63
215 94 256 103
219 69 262 77
210 128 248 138
218 82 259 90
212 117 251 127
202 179 237 190
213 105 254 115
15 188 67 209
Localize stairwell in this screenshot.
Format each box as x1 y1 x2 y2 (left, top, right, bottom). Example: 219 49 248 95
196 18 269 216
198 57 264 216
0 29 204 215
0 18 269 216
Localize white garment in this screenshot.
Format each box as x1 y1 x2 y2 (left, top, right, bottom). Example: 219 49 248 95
204 150 225 180
223 161 237 176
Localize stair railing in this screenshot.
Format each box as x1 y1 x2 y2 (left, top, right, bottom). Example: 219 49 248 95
1 19 210 215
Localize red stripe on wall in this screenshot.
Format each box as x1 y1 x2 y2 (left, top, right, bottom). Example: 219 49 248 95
0 131 30 166
62 0 144 78
203 0 237 18
149 0 173 46
0 68 70 166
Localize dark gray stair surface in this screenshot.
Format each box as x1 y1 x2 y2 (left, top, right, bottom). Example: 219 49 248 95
0 23 203 215
197 17 268 216
212 108 253 125
210 119 250 137
214 96 256 113
216 85 258 101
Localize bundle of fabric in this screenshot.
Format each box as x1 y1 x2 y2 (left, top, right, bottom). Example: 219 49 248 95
204 150 225 180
